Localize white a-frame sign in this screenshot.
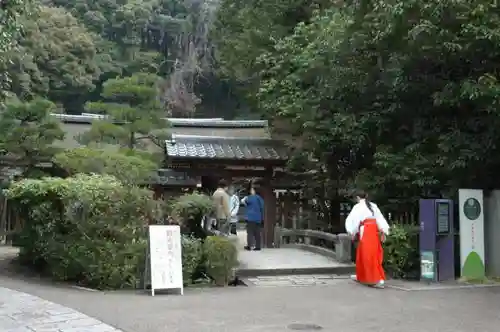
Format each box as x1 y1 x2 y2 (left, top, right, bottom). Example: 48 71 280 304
144 225 184 296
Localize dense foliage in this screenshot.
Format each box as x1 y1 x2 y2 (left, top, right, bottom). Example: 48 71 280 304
0 0 34 98
5 174 237 288
0 0 255 182
171 193 215 238
213 0 500 212
8 6 105 104
0 96 64 174
383 224 420 279
181 236 204 284
53 147 157 185
0 0 246 118
4 174 157 289
203 236 238 286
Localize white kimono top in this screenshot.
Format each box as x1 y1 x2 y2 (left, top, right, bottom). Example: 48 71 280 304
345 199 390 239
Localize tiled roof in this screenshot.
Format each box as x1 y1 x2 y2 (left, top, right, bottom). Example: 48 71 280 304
169 119 268 128
53 114 270 149
165 135 288 162
51 113 268 128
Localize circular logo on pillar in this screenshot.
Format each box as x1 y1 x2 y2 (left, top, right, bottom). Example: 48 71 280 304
463 198 481 220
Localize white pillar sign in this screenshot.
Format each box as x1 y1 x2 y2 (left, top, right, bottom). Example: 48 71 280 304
147 225 183 296
458 189 485 279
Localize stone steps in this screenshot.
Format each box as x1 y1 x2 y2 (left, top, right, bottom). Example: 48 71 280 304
236 265 355 278
241 274 350 287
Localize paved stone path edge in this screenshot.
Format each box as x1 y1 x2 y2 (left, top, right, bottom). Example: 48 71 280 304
0 286 123 332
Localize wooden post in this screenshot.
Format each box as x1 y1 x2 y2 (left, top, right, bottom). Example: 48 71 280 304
290 192 299 243
283 191 293 229
263 168 276 248
276 191 283 227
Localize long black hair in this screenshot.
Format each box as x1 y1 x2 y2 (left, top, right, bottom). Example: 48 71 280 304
354 189 373 215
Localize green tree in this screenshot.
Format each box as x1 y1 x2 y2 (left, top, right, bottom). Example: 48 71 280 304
0 0 34 99
79 73 170 150
0 97 64 172
213 0 326 81
48 0 186 75
53 147 157 185
40 0 244 119
212 0 331 114
6 6 108 109
256 1 500 208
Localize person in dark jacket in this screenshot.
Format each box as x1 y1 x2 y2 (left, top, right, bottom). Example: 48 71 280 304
241 185 264 251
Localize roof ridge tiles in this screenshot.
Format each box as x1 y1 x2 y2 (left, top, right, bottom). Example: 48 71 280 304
51 113 268 128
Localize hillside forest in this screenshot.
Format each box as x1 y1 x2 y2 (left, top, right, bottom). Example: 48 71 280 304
2 0 500 212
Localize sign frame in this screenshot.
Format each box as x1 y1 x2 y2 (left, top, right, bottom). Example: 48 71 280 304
436 201 451 235
144 225 184 296
458 189 485 279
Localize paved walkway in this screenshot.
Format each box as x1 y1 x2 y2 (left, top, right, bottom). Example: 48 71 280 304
0 287 121 332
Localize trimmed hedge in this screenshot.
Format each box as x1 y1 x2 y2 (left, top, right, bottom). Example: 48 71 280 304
5 174 157 289
5 174 238 289
203 236 238 286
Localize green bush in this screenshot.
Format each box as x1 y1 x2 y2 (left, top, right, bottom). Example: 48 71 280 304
383 224 420 279
181 235 203 284
203 236 238 286
172 193 214 238
4 174 160 289
53 147 158 186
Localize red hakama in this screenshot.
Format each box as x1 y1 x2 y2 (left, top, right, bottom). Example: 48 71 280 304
355 218 385 284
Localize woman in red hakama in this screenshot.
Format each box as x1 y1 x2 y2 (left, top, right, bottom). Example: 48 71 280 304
345 190 390 288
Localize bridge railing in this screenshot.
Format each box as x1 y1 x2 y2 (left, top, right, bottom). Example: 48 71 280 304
273 225 352 263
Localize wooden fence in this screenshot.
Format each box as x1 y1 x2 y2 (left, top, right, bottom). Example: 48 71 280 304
0 195 22 244
273 225 353 263
274 190 419 235
274 191 349 234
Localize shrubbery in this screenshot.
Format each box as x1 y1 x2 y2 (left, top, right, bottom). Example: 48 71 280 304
53 147 157 185
383 224 420 279
181 236 203 284
5 176 238 289
174 193 235 286
5 174 158 289
203 236 238 286
171 193 215 238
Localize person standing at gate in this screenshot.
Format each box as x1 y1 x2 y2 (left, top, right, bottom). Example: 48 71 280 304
241 185 264 251
228 186 240 235
212 179 231 235
345 189 390 288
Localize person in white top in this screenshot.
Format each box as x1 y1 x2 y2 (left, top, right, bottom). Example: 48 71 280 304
228 186 240 235
345 189 390 288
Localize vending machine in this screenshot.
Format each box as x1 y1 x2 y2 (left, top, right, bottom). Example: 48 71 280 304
419 199 455 282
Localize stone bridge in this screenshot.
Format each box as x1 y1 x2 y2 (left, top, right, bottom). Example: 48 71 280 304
235 226 355 278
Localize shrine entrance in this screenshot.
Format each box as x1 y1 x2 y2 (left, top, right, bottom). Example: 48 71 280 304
163 134 291 248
